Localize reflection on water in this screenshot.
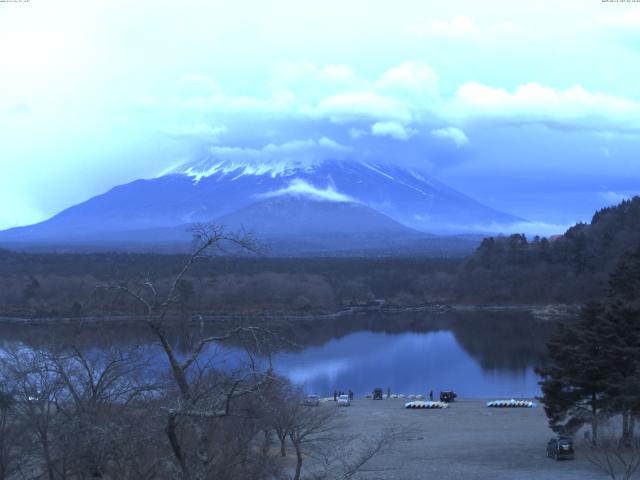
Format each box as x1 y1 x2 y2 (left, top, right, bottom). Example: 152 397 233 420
274 330 541 398
0 310 553 399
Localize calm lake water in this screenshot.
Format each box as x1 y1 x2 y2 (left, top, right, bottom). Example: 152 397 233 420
0 310 553 399
274 330 540 398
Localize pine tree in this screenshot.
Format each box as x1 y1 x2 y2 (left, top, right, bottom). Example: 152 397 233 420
537 303 609 442
539 247 640 444
609 246 640 305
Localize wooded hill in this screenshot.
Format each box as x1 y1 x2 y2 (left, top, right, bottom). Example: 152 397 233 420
456 196 640 303
0 197 638 316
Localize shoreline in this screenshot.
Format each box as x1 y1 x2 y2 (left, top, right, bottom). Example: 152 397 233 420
0 303 580 325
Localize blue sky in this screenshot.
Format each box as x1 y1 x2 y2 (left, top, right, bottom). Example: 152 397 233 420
1 0 639 233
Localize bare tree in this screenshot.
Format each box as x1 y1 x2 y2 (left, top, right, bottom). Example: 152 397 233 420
288 403 337 480
285 401 402 480
311 429 401 480
585 417 640 480
1 342 166 480
0 389 21 480
99 223 277 480
46 346 161 479
261 379 301 458
1 348 66 480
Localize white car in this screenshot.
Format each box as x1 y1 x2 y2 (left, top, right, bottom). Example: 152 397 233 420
337 394 351 406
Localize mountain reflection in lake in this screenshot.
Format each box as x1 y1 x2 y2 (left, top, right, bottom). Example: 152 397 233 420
274 330 540 398
0 310 553 398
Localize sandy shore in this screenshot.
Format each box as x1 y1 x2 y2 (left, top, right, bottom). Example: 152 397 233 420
331 398 604 479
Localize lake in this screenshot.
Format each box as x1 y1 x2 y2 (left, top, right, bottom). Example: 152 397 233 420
0 309 554 399
274 329 542 398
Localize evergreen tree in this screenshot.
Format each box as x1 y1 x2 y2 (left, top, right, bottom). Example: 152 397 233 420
539 247 640 444
609 246 640 305
537 303 609 442
598 303 640 443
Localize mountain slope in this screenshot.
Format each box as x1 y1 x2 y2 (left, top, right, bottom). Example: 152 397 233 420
216 197 415 236
0 158 522 244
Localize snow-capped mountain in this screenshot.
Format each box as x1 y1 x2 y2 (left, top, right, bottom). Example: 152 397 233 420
0 158 521 252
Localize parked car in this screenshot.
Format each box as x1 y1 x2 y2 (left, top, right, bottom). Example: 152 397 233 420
546 437 574 461
303 395 320 406
337 394 351 406
440 391 457 403
372 388 384 400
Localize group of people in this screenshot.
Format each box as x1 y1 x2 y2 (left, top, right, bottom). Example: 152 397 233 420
333 388 437 400
333 390 354 401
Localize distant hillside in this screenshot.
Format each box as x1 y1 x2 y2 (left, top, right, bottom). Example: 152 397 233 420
457 196 640 303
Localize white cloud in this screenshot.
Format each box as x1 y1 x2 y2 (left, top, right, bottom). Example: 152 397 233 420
430 126 469 147
258 179 356 203
209 137 349 166
314 91 412 124
175 90 298 116
376 61 439 104
3 0 640 230
167 62 640 139
371 121 412 140
270 61 360 92
164 123 227 141
446 82 640 133
165 61 640 139
172 61 439 129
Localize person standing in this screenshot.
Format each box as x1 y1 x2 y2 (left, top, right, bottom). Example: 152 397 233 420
429 390 433 401
387 387 391 399
334 390 337 401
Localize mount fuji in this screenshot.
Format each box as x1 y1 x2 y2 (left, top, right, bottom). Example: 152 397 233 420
0 158 522 254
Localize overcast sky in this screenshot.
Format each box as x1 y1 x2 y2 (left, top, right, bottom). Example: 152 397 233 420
1 0 639 231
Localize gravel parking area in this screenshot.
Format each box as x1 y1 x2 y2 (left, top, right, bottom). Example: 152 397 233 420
332 398 605 480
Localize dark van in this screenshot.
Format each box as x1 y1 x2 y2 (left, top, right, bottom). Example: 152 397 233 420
546 437 574 460
440 391 457 403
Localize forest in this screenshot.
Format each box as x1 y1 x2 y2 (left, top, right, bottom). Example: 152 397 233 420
1 196 639 317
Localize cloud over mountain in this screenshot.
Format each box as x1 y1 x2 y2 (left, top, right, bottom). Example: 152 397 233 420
257 179 357 203
1 0 639 230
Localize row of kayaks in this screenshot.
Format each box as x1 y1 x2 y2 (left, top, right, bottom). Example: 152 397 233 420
405 401 449 409
486 399 537 408
404 399 537 409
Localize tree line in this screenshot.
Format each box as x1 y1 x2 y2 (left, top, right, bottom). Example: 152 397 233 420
1 196 639 317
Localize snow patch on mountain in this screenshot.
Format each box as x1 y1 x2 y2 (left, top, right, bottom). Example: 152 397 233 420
175 137 351 183
181 159 304 183
256 179 357 203
362 162 395 180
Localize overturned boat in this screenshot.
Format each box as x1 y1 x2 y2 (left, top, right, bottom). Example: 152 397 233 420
486 399 537 408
